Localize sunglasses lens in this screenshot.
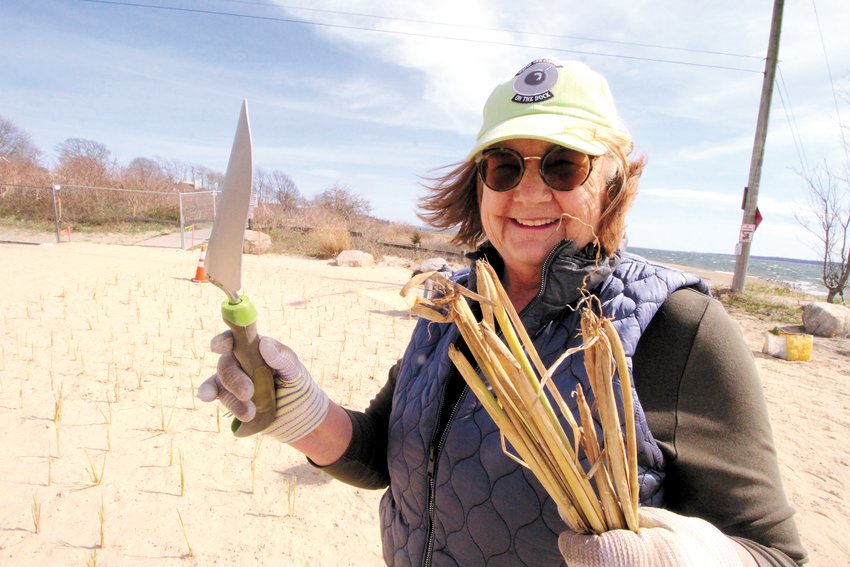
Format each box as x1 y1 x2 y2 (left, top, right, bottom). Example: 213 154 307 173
479 149 523 192
479 147 593 192
541 148 591 191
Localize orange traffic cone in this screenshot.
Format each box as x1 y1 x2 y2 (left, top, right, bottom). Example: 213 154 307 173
192 244 208 283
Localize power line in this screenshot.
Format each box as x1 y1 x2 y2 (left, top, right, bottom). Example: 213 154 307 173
77 0 764 74
218 0 765 61
776 66 810 173
811 0 850 168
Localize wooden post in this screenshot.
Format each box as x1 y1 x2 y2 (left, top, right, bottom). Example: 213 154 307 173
732 0 784 292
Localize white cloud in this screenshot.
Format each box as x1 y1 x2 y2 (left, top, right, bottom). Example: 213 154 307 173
5 0 848 261
638 188 739 205
673 137 755 162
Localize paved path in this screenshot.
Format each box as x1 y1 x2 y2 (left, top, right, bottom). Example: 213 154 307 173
0 225 212 249
134 226 212 249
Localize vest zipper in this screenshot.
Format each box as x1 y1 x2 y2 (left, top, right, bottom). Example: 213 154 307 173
423 383 468 567
421 245 564 566
533 240 569 304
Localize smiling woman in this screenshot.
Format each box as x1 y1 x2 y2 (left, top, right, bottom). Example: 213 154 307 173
199 57 806 567
419 59 644 310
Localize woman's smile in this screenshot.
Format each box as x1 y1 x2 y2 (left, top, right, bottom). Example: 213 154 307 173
512 217 561 228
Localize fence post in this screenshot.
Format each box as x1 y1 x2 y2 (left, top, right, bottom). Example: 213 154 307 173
178 192 185 249
52 184 62 244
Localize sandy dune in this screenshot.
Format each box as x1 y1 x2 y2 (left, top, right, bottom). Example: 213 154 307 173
0 241 846 566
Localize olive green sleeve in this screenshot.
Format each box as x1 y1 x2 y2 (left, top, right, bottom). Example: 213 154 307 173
634 288 807 566
307 362 398 489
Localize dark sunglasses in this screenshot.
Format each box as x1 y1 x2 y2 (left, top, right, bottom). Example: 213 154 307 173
476 146 594 192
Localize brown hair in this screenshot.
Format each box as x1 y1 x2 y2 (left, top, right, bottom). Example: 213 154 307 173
417 131 645 254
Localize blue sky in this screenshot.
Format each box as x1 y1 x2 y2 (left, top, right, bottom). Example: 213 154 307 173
2 0 849 261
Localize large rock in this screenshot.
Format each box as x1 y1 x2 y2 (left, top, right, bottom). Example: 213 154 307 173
802 302 850 337
336 249 374 267
243 229 271 255
417 257 450 273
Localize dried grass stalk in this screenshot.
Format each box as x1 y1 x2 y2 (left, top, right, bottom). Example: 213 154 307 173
405 260 639 534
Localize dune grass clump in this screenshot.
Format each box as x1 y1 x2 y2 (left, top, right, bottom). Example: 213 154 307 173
714 283 815 324
312 226 351 258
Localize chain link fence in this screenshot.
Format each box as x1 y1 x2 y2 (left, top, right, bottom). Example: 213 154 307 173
0 183 218 248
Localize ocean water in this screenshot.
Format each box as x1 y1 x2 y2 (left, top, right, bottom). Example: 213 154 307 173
628 247 827 296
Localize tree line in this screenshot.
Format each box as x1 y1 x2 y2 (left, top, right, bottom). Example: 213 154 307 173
0 115 372 223
3 114 847 302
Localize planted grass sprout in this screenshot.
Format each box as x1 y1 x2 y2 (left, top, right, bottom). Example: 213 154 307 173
99 497 105 548
177 509 194 558
53 383 64 422
31 493 41 534
159 393 176 433
251 437 263 495
86 452 106 485
179 448 185 496
287 475 298 517
47 445 53 486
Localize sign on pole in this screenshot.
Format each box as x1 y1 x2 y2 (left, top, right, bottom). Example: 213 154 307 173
739 223 756 243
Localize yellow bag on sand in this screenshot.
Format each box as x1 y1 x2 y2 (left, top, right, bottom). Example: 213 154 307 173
762 332 813 361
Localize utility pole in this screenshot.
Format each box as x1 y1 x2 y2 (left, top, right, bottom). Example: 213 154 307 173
731 0 784 293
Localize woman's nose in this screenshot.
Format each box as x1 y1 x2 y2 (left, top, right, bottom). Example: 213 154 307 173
512 158 552 204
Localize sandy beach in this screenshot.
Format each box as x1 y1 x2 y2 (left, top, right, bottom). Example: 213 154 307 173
0 240 847 566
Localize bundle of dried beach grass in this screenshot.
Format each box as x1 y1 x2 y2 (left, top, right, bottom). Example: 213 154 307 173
402 260 639 534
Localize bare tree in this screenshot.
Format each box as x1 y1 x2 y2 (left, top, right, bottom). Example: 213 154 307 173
158 158 193 187
121 157 172 191
188 164 224 191
153 159 223 191
0 116 49 187
796 162 849 303
54 138 115 186
255 168 302 210
312 183 371 222
0 116 42 162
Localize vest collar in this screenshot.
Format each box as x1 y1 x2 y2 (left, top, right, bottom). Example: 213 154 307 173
466 240 621 335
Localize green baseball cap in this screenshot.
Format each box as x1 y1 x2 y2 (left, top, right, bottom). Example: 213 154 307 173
466 58 624 161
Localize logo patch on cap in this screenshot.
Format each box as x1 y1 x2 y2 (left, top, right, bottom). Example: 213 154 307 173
511 58 561 104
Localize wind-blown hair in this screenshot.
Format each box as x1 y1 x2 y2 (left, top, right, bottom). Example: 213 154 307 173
417 130 645 255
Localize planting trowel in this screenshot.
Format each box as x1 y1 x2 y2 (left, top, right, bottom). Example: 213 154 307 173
205 100 276 437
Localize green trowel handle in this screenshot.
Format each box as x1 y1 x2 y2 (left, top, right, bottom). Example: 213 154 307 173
221 295 277 438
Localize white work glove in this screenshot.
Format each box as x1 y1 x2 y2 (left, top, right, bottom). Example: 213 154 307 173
558 507 744 567
197 332 330 443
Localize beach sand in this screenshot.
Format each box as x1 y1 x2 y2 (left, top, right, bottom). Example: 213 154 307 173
0 241 847 566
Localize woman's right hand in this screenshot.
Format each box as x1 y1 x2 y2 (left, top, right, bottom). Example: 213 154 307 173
197 331 330 443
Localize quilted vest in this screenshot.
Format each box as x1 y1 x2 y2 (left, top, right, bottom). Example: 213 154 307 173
379 245 708 567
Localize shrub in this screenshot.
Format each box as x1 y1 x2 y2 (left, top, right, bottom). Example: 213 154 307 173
312 226 351 258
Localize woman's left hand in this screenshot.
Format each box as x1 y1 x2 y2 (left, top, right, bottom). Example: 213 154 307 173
558 507 751 567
